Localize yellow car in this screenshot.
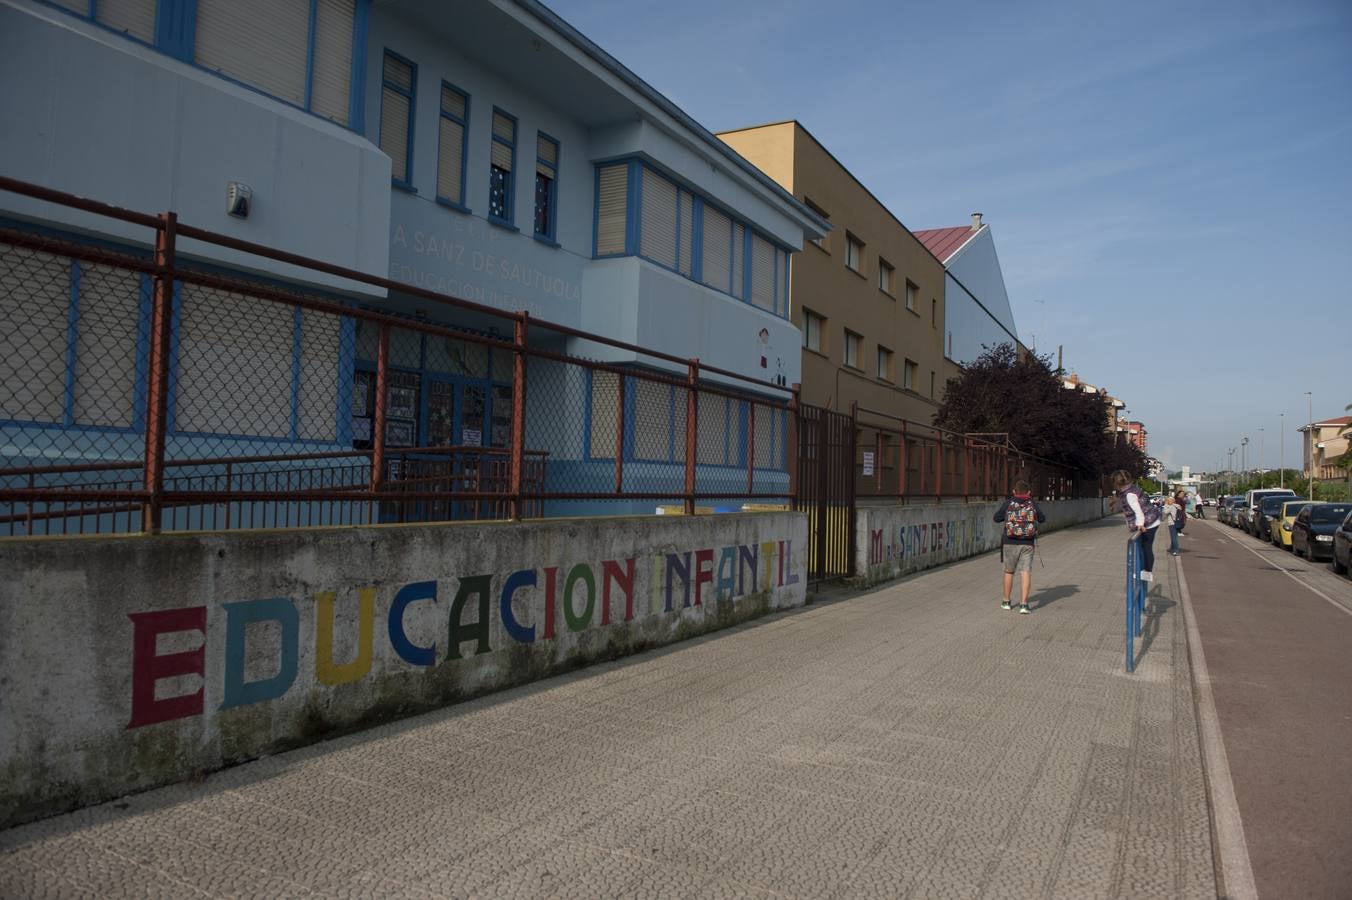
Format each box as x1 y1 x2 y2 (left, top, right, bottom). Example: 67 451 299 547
1270 499 1312 549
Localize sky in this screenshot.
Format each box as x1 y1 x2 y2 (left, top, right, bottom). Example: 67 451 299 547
549 0 1352 474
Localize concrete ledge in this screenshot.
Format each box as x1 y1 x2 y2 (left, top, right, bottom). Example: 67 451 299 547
0 512 806 827
853 498 1109 587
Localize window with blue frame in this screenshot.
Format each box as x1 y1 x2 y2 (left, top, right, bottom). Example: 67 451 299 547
489 109 517 224
437 82 470 208
534 134 559 240
593 160 792 318
39 1 364 128
0 247 146 431
380 51 416 186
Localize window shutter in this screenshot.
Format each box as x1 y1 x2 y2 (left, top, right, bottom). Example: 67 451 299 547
640 168 677 268
588 371 619 459
750 234 775 310
633 379 670 460
297 309 341 441
380 85 410 182
491 112 515 172
0 246 69 424
701 207 730 291
731 223 744 298
437 118 464 202
96 0 156 42
678 192 693 276
310 0 354 125
753 405 773 468
195 0 309 107
536 134 557 172
73 264 141 428
595 164 627 255
491 141 513 172
697 393 728 465
176 284 292 439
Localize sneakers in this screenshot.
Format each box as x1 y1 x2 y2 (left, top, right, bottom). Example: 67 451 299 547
1001 599 1012 610
1019 604 1031 614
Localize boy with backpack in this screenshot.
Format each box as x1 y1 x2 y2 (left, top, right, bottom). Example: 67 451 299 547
994 480 1046 614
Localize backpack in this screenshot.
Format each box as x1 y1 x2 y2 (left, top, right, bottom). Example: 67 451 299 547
1121 486 1160 529
1004 498 1038 540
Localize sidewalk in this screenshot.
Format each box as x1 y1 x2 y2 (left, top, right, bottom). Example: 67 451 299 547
0 517 1216 899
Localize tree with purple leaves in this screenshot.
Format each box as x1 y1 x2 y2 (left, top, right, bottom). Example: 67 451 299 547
934 343 1145 479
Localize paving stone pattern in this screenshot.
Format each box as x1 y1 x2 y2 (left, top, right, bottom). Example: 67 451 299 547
0 518 1216 899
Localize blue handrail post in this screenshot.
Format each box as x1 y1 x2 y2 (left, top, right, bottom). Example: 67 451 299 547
1126 538 1136 673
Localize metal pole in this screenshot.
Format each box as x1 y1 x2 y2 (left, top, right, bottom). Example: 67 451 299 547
1306 391 1314 500
788 384 799 510
1280 413 1285 488
1126 539 1135 673
746 399 756 497
371 323 390 497
142 212 177 534
1258 427 1264 489
684 359 699 515
509 312 528 520
614 372 625 495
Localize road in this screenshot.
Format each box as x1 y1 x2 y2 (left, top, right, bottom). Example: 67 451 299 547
1180 515 1352 900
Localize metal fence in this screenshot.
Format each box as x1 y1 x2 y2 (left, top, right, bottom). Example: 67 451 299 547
853 405 1088 502
0 176 795 536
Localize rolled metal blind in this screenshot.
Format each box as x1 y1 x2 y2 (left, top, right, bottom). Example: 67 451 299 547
701 206 730 291
491 141 513 172
750 234 775 311
310 0 354 125
96 0 156 43
195 0 309 107
678 191 693 276
697 393 728 464
73 264 140 428
537 134 557 170
380 87 410 182
0 246 69 424
595 164 627 255
438 117 465 203
730 223 744 298
640 168 677 268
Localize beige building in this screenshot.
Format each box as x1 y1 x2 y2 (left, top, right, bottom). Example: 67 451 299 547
718 121 947 424
1300 415 1351 482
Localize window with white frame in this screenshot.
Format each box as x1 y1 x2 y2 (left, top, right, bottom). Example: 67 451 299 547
534 134 559 239
846 233 864 273
196 0 355 126
379 52 415 184
844 331 861 369
803 309 824 352
905 280 917 311
877 346 893 381
904 358 918 391
437 83 469 207
878 258 894 295
489 109 517 223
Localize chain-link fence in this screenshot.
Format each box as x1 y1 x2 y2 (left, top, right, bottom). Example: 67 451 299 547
0 177 794 537
854 405 1092 502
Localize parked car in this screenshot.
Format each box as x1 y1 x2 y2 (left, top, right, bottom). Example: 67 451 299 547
1269 499 1312 549
1220 497 1243 526
1255 494 1297 543
1333 509 1352 575
1243 488 1296 537
1292 502 1352 561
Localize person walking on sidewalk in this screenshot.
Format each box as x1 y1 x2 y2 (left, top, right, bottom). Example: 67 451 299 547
1162 494 1182 556
1113 470 1161 583
994 479 1046 614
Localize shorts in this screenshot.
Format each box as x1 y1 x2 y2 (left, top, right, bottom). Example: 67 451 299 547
1002 544 1034 574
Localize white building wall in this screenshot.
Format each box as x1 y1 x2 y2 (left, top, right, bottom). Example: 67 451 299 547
0 0 390 297
943 228 1019 366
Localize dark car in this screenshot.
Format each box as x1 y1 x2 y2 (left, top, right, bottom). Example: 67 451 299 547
1224 497 1245 527
1332 509 1352 576
1254 495 1296 543
1292 503 1352 562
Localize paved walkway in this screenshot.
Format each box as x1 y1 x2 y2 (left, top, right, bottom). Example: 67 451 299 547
0 517 1216 899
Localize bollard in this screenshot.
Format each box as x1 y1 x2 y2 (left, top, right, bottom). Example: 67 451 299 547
1126 538 1137 673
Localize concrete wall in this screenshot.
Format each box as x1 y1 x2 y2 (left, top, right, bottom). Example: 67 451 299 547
854 498 1109 587
0 512 806 827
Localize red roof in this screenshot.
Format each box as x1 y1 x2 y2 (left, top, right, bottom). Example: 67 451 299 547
913 225 980 263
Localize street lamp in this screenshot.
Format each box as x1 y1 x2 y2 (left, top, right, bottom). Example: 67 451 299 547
1306 391 1314 500
1258 427 1264 489
1241 436 1249 485
1280 413 1285 488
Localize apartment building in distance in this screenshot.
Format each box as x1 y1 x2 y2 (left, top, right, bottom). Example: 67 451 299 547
718 121 946 424
1300 415 1351 483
